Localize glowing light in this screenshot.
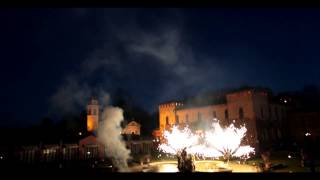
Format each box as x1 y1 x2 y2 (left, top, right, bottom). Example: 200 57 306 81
0 156 3 160
284 100 287 103
146 160 259 172
158 126 200 155
87 116 95 132
305 132 311 136
288 155 291 159
158 121 255 161
78 132 82 136
87 151 91 155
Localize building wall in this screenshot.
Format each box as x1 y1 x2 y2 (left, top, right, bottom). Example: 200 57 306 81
158 89 288 150
79 135 105 160
226 90 257 146
159 102 183 132
122 121 141 135
287 112 320 143
175 104 227 125
87 115 98 132
126 140 154 155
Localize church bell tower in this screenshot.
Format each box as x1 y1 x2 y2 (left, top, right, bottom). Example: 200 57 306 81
87 97 99 133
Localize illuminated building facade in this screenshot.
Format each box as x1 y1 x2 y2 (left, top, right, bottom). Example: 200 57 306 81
157 87 288 150
122 121 141 135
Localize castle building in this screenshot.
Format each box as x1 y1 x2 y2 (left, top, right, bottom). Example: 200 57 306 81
157 87 288 150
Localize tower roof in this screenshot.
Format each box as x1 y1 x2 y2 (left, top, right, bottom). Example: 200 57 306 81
88 96 99 105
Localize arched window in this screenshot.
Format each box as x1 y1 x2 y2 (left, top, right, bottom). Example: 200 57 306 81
225 109 229 120
213 111 217 119
166 116 169 125
93 109 96 115
239 107 244 119
175 115 179 125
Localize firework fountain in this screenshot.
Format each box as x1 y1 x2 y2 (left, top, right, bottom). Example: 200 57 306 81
158 120 255 172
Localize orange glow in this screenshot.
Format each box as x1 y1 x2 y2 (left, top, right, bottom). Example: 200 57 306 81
87 116 98 132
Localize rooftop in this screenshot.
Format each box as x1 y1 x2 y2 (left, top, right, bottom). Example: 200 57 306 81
159 86 273 110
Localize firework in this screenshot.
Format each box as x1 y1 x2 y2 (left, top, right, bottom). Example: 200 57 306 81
158 120 255 162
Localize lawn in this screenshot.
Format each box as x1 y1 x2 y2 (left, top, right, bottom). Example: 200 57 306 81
245 151 319 173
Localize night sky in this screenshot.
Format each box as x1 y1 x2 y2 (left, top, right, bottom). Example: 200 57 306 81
1 8 320 127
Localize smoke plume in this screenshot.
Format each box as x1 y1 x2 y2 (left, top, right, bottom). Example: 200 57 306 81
97 106 131 171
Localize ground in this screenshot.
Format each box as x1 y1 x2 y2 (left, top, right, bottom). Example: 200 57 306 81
125 150 319 172
246 150 319 173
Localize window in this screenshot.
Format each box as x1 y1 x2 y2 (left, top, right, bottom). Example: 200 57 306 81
239 107 244 119
225 109 229 120
93 109 96 115
166 116 169 125
198 112 202 121
261 106 264 118
175 115 179 125
213 111 217 119
88 109 91 115
186 114 189 124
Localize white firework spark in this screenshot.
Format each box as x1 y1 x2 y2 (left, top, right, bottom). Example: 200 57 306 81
158 120 255 161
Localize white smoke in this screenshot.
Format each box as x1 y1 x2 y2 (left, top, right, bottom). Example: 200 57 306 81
97 106 131 171
49 76 91 115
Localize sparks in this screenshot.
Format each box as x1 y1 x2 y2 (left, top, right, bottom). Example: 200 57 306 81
158 120 255 162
